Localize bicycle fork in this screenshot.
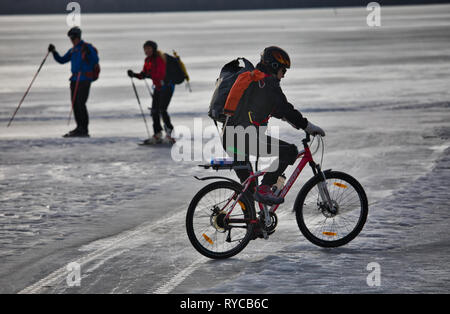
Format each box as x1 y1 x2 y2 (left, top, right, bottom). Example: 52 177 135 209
315 166 336 214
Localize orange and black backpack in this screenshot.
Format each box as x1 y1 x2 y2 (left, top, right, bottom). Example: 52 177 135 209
209 58 266 126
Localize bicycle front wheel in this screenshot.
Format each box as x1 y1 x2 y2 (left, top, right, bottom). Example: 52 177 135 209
294 171 368 247
186 181 255 259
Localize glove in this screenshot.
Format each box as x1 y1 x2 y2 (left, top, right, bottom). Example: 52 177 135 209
305 121 325 137
48 44 55 52
127 69 135 78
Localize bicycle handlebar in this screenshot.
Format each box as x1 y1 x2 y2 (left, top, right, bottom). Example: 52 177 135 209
305 133 311 142
302 133 311 147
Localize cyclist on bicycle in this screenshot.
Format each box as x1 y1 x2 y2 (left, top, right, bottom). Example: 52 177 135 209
222 46 325 205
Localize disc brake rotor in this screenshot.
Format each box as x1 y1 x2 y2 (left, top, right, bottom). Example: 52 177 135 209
319 200 339 218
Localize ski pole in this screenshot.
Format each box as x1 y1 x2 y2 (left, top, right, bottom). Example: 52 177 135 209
185 81 192 93
67 72 81 126
130 77 151 139
143 78 153 98
7 51 50 127
143 79 153 112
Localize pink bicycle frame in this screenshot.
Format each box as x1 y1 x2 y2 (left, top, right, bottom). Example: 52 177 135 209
223 145 314 220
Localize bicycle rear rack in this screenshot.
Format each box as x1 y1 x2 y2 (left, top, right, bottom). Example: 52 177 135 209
198 162 252 172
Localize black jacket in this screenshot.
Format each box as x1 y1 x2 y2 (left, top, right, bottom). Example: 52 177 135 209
229 62 308 130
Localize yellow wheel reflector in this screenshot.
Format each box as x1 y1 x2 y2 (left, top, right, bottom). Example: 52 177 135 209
202 233 214 245
238 200 246 210
333 182 348 189
323 232 337 236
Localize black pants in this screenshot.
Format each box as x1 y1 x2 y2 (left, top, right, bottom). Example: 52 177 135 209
151 85 174 134
222 126 298 190
70 80 91 133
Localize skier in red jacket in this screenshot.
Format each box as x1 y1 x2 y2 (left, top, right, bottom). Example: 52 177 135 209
128 41 175 144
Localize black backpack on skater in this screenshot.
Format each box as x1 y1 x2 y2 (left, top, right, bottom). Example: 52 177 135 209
164 53 186 85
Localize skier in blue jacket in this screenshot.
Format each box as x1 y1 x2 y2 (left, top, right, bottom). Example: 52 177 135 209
48 27 99 137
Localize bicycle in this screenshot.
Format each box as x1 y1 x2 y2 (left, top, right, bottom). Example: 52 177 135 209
186 134 368 259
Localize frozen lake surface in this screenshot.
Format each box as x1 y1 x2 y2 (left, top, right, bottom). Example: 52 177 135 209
0 4 449 293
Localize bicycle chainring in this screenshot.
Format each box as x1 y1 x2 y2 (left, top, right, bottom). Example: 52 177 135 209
259 211 278 235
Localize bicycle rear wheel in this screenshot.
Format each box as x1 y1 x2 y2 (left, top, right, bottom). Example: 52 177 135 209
294 171 368 247
186 181 255 259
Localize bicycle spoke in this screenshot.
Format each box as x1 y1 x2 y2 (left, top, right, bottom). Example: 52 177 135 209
190 185 249 256
301 175 364 242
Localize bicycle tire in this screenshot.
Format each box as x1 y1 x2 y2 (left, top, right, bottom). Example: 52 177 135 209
186 181 255 259
294 171 368 248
